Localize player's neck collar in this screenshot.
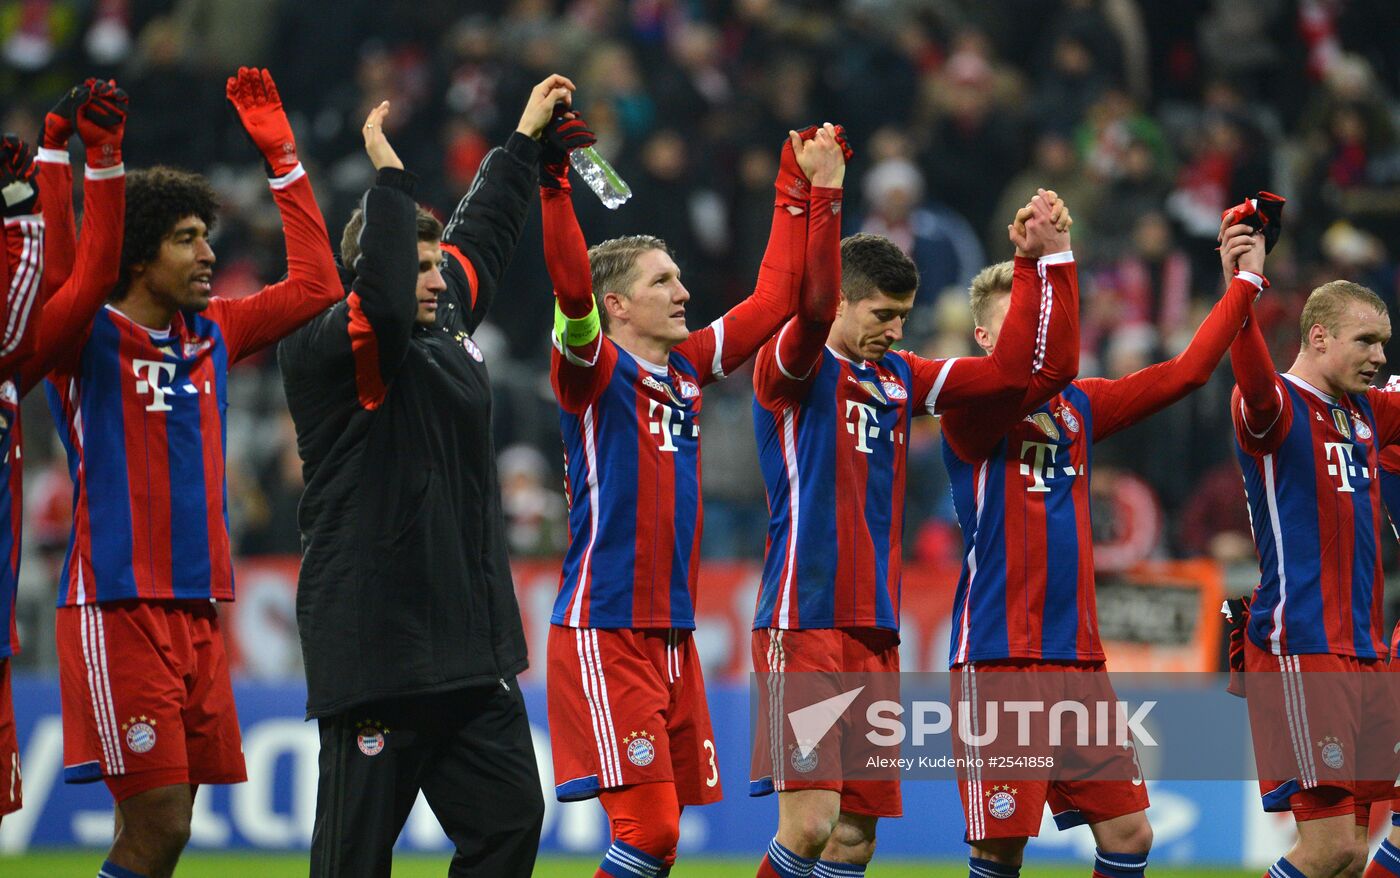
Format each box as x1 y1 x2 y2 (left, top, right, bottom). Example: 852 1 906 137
105 303 173 336
1283 372 1337 405
625 348 668 375
826 344 866 367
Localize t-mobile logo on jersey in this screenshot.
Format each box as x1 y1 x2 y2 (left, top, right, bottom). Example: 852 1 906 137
1323 441 1362 492
132 359 177 412
1019 441 1060 492
844 399 881 454
646 398 697 452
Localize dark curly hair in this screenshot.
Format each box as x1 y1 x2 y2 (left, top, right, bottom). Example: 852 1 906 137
114 166 219 300
839 233 919 302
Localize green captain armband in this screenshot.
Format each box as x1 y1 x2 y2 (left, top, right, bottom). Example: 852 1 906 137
553 300 601 350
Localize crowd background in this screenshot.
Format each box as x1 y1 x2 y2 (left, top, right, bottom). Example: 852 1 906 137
3 0 1400 671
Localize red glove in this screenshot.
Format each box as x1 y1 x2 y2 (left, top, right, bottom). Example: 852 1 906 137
41 82 90 151
775 124 853 210
1221 191 1285 254
226 67 299 178
0 136 39 217
1223 596 1251 698
75 79 128 170
540 103 596 191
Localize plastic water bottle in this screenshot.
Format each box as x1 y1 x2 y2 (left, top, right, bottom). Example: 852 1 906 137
570 146 632 210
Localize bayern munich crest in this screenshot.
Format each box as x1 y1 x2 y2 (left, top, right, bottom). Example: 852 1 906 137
462 335 484 362
986 785 1017 819
622 730 656 766
122 716 157 754
1058 405 1080 433
789 741 819 774
1354 417 1372 440
881 379 908 401
679 379 700 400
356 721 389 756
1318 736 1344 770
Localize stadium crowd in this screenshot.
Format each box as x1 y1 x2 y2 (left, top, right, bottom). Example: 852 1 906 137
4 0 1400 654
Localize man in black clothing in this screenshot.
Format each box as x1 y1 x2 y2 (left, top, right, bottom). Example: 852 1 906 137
278 75 574 877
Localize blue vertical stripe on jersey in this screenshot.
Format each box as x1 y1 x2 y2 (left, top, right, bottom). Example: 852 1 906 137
163 341 214 599
77 318 138 600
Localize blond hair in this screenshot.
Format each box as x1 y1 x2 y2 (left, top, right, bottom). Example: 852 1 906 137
1298 279 1387 347
587 235 671 331
969 260 1014 327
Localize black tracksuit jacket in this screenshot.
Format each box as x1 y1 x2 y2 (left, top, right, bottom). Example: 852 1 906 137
278 134 539 718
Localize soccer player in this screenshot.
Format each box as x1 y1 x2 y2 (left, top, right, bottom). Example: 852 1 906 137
943 213 1270 878
43 68 342 878
1229 216 1400 878
280 78 572 877
0 135 45 824
0 82 129 824
541 110 846 877
747 188 1081 878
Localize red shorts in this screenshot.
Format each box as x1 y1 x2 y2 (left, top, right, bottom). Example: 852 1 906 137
1392 622 1400 813
749 627 902 818
952 660 1150 841
0 659 20 815
547 625 721 806
1245 638 1396 824
57 600 246 802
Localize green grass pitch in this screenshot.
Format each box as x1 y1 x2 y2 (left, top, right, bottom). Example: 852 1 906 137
0 852 1260 876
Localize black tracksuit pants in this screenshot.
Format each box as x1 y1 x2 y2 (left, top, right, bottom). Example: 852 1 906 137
309 678 543 877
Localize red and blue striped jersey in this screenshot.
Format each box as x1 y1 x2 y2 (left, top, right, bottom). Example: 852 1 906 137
48 307 239 604
550 331 720 629
541 173 807 629
945 385 1100 663
0 379 20 658
1233 373 1400 658
751 347 938 630
45 167 342 606
944 272 1261 665
0 213 40 658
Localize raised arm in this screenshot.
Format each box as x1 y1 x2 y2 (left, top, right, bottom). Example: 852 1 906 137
677 125 850 383
1223 220 1287 448
758 125 846 401
21 81 128 392
280 101 420 409
34 83 89 297
538 101 618 412
440 75 568 331
940 191 1077 461
206 67 343 363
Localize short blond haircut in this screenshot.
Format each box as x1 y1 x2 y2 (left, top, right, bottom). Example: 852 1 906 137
969 260 1014 327
1298 279 1388 347
587 235 671 331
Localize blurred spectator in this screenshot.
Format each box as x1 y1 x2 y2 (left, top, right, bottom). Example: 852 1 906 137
499 445 567 558
1087 211 1193 358
989 131 1097 258
855 156 984 305
238 413 306 557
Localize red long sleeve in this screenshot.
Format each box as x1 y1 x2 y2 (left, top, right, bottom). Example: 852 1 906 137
1083 274 1259 442
35 149 75 299
22 165 124 392
772 187 842 381
541 186 594 320
939 253 1076 461
205 169 343 363
676 192 809 383
1229 289 1286 448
